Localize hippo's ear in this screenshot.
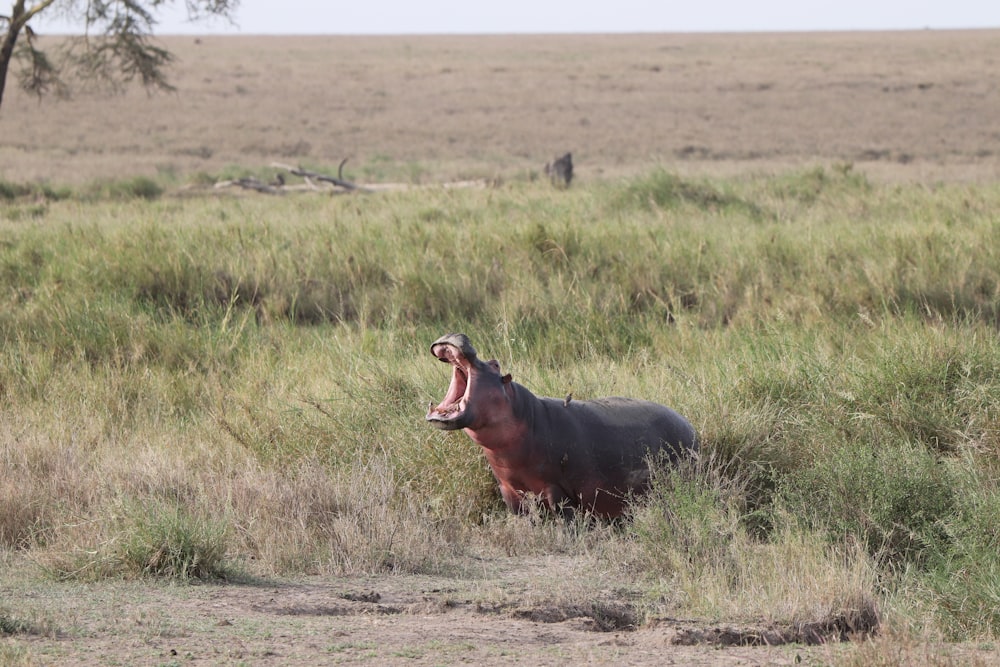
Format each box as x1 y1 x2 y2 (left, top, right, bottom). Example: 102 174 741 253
501 374 512 384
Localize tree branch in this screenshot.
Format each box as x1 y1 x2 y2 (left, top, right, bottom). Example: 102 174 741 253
22 1 59 25
271 161 372 193
2 1 240 113
16 33 68 98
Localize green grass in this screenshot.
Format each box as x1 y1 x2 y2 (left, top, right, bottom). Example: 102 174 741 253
0 612 34 636
1 167 999 644
40 498 233 582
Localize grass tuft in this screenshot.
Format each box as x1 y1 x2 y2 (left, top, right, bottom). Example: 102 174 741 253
611 168 765 219
0 611 35 636
45 499 232 582
783 441 955 567
0 179 70 202
83 176 164 201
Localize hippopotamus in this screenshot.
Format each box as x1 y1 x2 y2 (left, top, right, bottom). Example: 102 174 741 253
425 333 698 518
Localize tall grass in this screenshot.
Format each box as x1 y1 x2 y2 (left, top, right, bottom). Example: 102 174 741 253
1 166 999 642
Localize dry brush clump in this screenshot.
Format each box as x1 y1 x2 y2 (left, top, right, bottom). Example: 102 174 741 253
23 442 467 580
619 455 880 635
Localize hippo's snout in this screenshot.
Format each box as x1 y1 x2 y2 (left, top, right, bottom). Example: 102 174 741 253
430 333 477 362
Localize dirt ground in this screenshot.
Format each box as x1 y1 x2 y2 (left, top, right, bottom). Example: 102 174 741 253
5 555 852 666
6 554 997 666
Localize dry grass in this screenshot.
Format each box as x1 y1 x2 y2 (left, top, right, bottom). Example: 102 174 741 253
828 629 1000 667
3 31 1000 185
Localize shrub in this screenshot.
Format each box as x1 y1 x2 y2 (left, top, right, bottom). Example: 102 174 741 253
84 176 164 201
769 163 871 205
921 466 1000 638
782 442 955 567
0 180 70 202
610 168 764 218
0 611 36 636
47 499 233 581
629 455 747 576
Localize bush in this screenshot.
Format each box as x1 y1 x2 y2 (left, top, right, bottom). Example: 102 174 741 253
782 442 954 567
84 176 164 201
0 610 36 636
0 180 70 202
629 455 747 576
921 466 1000 637
47 499 233 581
610 169 764 219
118 501 231 579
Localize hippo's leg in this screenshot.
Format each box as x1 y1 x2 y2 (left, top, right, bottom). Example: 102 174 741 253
542 486 577 520
498 483 527 514
498 483 576 518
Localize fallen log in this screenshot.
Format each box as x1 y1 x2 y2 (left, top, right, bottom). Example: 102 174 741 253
271 160 372 193
213 177 284 195
213 160 496 195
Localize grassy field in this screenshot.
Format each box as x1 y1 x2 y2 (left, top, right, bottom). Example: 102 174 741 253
2 166 1000 664
3 31 1000 185
2 30 1000 666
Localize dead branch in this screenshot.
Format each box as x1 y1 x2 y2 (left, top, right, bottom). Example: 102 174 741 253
213 177 284 195
213 160 496 195
271 161 372 193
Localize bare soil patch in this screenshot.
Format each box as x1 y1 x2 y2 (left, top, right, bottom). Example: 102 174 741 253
3 31 1000 184
5 555 865 666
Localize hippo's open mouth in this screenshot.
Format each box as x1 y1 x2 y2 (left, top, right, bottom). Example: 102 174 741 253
426 335 475 430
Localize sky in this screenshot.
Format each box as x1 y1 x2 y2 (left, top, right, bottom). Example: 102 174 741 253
35 0 1000 35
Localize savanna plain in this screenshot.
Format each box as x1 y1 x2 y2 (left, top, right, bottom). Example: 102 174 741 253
2 30 1000 666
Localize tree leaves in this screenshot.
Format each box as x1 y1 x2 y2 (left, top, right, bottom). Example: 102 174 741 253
0 0 239 109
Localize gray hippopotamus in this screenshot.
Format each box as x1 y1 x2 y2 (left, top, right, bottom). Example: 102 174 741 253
425 333 698 518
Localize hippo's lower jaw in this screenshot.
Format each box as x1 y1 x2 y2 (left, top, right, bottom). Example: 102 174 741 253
426 415 465 430
425 401 471 430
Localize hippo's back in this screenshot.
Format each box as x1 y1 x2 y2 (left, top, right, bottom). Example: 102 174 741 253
542 395 697 460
